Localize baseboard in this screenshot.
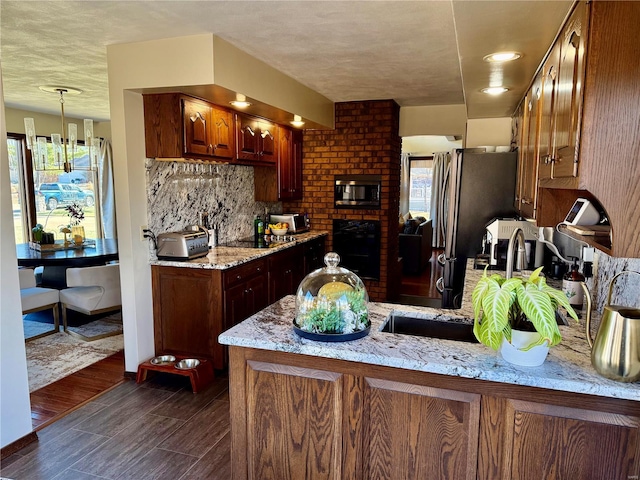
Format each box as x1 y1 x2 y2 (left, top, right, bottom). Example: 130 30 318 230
1 431 38 459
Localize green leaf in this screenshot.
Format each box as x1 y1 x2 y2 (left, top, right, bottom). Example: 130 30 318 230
517 283 562 346
481 280 515 336
541 284 580 322
472 275 492 321
474 318 503 350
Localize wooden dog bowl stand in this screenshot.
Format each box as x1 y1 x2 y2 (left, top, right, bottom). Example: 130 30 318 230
136 355 214 393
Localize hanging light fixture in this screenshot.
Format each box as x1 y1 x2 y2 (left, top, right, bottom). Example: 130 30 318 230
24 86 99 173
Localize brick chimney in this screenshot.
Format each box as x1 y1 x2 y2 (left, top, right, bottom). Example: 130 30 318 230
282 100 401 302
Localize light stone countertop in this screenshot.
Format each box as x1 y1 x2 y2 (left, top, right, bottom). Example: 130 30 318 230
149 231 328 270
220 259 640 402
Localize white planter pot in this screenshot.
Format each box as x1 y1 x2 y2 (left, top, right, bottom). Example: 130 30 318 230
499 330 550 367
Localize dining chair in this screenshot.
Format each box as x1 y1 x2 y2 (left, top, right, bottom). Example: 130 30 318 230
19 267 60 341
60 263 123 341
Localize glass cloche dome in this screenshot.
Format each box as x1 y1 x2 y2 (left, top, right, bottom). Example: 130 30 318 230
293 252 370 340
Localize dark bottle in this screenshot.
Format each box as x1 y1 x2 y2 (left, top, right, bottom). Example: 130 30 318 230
562 258 585 311
254 215 264 240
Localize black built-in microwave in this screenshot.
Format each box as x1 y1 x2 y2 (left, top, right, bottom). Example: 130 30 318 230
334 175 381 209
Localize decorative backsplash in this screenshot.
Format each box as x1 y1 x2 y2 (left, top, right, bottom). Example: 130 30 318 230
145 159 281 244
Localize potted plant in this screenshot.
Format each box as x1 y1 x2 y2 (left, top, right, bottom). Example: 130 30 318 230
472 266 579 366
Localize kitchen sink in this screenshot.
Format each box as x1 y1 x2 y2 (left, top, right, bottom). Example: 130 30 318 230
381 314 478 343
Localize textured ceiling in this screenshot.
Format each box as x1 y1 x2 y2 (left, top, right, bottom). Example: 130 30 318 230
1 1 571 122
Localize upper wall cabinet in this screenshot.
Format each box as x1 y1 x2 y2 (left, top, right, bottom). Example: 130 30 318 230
514 1 640 257
143 93 235 162
235 113 278 166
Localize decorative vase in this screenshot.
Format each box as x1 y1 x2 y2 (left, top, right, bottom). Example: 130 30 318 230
71 226 85 245
499 329 550 367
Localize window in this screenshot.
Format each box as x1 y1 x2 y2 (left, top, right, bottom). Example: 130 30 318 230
408 157 433 219
8 134 101 244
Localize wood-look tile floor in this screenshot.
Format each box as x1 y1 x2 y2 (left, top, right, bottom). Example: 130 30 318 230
2 373 231 480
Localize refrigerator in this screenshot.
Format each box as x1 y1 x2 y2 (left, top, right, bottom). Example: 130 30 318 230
439 149 518 309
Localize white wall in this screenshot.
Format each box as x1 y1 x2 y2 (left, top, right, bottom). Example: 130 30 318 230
465 118 512 148
0 70 33 448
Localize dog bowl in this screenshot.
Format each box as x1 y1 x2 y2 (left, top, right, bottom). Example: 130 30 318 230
150 355 176 365
175 358 201 370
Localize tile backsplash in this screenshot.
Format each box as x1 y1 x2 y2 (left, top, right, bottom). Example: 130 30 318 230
145 159 280 244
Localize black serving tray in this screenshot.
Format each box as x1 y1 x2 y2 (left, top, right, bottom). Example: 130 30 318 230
292 320 370 342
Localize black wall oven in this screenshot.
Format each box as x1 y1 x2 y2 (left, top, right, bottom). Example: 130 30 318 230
334 175 381 209
332 219 380 280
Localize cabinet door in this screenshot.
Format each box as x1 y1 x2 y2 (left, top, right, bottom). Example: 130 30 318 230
258 121 277 164
151 266 218 361
183 98 213 157
486 397 640 480
244 360 344 480
211 107 235 159
236 114 260 161
267 247 303 303
519 75 542 219
362 377 481 480
552 1 587 180
538 43 560 181
277 128 303 200
245 274 269 316
304 237 326 275
224 282 250 332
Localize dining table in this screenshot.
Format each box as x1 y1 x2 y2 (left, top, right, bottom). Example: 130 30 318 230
16 238 119 289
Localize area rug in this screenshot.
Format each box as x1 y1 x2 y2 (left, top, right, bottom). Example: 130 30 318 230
25 314 124 392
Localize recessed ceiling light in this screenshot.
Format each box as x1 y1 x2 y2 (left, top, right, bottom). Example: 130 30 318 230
483 52 522 63
482 86 509 95
290 114 305 128
229 93 251 108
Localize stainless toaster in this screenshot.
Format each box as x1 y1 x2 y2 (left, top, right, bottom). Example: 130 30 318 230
157 230 209 261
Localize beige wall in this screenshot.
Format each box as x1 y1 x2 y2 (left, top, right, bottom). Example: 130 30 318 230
402 136 462 156
5 106 111 140
465 118 512 148
399 105 467 138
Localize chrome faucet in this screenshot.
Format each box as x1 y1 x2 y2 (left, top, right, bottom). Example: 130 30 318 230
506 227 527 279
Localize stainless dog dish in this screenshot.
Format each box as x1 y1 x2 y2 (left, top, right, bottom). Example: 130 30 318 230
150 355 176 365
175 358 201 370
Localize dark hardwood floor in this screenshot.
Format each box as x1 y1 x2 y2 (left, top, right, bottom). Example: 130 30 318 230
30 351 127 430
398 248 443 305
3 370 231 480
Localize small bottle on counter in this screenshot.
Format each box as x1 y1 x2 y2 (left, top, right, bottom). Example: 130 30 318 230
254 215 264 240
562 258 585 311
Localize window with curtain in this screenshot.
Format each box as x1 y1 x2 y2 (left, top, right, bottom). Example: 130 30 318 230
7 133 101 244
408 156 434 219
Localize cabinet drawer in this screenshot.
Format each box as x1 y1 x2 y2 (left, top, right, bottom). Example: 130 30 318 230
224 258 267 288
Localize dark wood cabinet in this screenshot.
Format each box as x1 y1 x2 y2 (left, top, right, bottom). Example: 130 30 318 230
235 113 277 165
152 237 326 369
143 93 235 161
151 265 225 369
277 128 303 200
254 126 303 202
229 346 640 480
223 258 268 332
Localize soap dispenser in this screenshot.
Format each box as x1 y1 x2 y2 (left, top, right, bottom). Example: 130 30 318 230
562 257 585 312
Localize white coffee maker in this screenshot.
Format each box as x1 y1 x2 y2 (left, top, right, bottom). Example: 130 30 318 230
484 218 544 269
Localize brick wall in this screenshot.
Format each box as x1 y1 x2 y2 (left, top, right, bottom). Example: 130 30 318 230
283 100 402 302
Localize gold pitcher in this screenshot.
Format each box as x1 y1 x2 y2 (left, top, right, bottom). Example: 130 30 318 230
581 271 640 382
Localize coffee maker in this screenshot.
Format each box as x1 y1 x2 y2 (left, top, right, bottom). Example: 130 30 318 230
484 218 544 270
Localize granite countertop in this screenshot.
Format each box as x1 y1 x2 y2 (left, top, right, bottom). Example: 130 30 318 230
220 258 639 402
150 231 328 270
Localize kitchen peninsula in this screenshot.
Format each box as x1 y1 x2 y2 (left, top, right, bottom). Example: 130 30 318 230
219 261 640 480
150 231 327 370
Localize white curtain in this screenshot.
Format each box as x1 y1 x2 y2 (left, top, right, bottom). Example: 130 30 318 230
430 151 450 248
98 139 117 239
399 153 411 215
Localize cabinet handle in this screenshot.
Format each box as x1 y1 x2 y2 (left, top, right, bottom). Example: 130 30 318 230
521 198 532 205
236 275 242 281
